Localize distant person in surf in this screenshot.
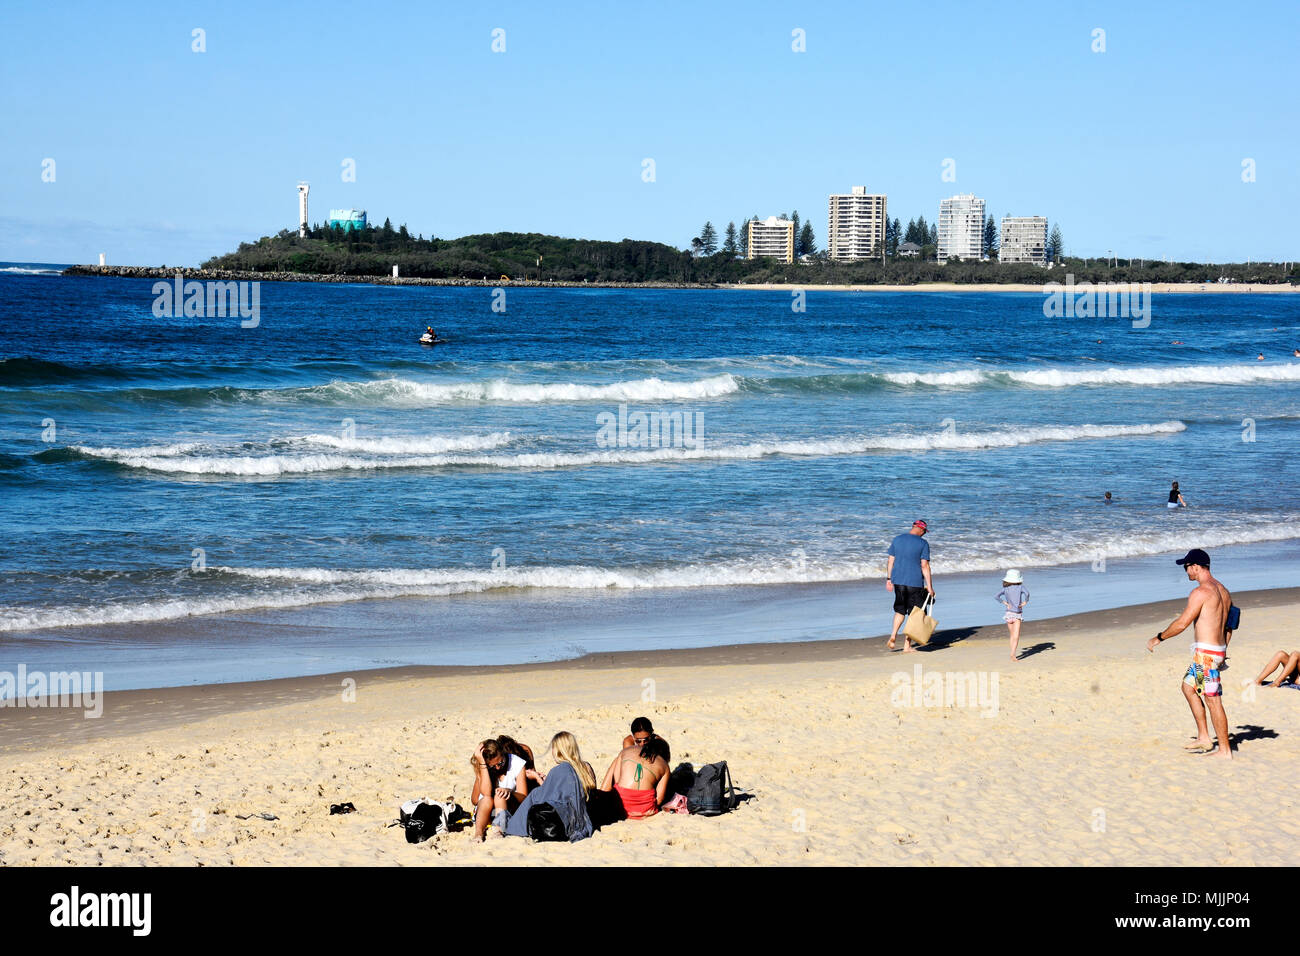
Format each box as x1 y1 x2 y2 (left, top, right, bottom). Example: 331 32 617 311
1167 481 1187 509
885 519 934 653
1104 492 1113 504
1257 353 1265 361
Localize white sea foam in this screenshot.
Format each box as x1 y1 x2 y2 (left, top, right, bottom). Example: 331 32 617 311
7 518 1298 631
882 363 1300 389
286 432 514 454
281 374 740 406
71 422 1186 476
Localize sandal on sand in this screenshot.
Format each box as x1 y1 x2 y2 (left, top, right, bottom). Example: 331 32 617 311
329 802 356 815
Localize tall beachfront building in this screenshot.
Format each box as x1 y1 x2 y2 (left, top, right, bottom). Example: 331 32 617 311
827 186 887 260
938 194 985 262
747 216 796 263
999 216 1048 265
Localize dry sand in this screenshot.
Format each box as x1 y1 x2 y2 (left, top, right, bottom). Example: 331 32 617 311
2 591 1298 866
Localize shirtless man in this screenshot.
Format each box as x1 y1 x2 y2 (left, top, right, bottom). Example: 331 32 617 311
1146 549 1234 760
600 736 670 819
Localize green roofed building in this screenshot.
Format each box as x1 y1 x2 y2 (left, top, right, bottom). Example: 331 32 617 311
328 209 367 232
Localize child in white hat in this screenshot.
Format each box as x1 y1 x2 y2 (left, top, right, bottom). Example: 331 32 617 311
996 570 1029 661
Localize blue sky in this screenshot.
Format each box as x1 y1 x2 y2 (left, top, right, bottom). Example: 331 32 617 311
3 0 1296 265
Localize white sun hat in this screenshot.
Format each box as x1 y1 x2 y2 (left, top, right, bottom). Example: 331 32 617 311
1003 569 1023 584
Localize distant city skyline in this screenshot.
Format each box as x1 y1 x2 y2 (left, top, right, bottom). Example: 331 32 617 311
3 1 1296 266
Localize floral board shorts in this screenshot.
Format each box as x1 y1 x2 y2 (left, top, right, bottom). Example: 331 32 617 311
1183 642 1225 698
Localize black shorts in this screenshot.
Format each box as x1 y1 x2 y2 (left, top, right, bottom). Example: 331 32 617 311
892 585 928 615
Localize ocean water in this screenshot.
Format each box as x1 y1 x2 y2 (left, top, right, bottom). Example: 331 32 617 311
1 268 1298 687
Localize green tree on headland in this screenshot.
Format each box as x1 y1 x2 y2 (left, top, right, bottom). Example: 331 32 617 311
798 221 816 257
1048 223 1064 261
723 222 738 256
700 222 718 255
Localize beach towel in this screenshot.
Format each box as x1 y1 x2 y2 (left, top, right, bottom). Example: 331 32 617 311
503 763 593 842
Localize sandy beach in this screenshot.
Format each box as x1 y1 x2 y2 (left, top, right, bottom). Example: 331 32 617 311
3 588 1297 867
722 282 1300 294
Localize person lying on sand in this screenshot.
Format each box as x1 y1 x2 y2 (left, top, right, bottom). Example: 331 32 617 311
600 736 671 819
469 736 534 840
1251 650 1300 688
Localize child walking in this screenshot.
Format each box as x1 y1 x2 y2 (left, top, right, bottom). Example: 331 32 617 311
996 569 1029 661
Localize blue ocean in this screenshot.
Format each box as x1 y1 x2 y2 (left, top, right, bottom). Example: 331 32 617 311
2 265 1299 687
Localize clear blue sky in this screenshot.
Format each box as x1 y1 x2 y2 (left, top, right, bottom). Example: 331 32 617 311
3 0 1296 265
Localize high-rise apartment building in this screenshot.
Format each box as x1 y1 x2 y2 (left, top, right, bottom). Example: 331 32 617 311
938 194 985 262
746 216 796 263
999 216 1048 265
827 186 887 260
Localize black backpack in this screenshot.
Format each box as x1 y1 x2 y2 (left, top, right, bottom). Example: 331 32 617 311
526 802 568 842
403 802 445 844
686 761 737 816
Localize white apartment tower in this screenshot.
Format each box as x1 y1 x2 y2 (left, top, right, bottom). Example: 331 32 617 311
746 216 796 263
937 194 985 262
999 216 1048 265
827 186 887 260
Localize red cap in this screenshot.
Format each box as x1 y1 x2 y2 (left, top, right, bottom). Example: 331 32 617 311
913 520 928 531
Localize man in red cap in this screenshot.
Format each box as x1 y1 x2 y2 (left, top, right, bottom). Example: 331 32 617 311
1146 548 1234 759
885 519 934 652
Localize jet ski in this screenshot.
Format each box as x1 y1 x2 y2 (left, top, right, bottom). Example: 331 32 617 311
419 333 447 345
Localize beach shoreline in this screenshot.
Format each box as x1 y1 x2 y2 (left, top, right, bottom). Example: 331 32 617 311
5 585 1296 751
3 585 1297 866
59 265 1299 294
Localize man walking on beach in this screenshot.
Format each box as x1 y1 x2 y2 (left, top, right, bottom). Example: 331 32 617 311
1146 548 1233 760
885 520 934 653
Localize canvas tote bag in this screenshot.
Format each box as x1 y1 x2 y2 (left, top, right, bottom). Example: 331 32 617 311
903 594 937 645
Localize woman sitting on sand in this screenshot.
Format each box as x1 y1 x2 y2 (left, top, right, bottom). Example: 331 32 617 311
468 736 535 840
1251 650 1300 688
501 731 598 842
621 716 658 751
600 735 671 820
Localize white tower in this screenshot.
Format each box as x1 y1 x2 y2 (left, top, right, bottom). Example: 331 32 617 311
297 182 310 237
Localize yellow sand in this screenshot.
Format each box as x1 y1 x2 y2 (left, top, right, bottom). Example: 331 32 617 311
722 282 1299 293
3 604 1298 866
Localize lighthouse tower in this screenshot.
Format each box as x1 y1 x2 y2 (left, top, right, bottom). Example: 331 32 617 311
297 182 310 238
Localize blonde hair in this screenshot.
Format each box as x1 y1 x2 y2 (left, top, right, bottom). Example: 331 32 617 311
549 731 597 794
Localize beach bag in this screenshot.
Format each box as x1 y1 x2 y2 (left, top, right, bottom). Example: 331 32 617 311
686 761 737 816
526 802 568 842
904 595 937 646
1226 605 1241 632
398 799 468 843
400 799 445 843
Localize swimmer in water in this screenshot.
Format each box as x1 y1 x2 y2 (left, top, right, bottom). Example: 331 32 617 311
1257 353 1265 361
